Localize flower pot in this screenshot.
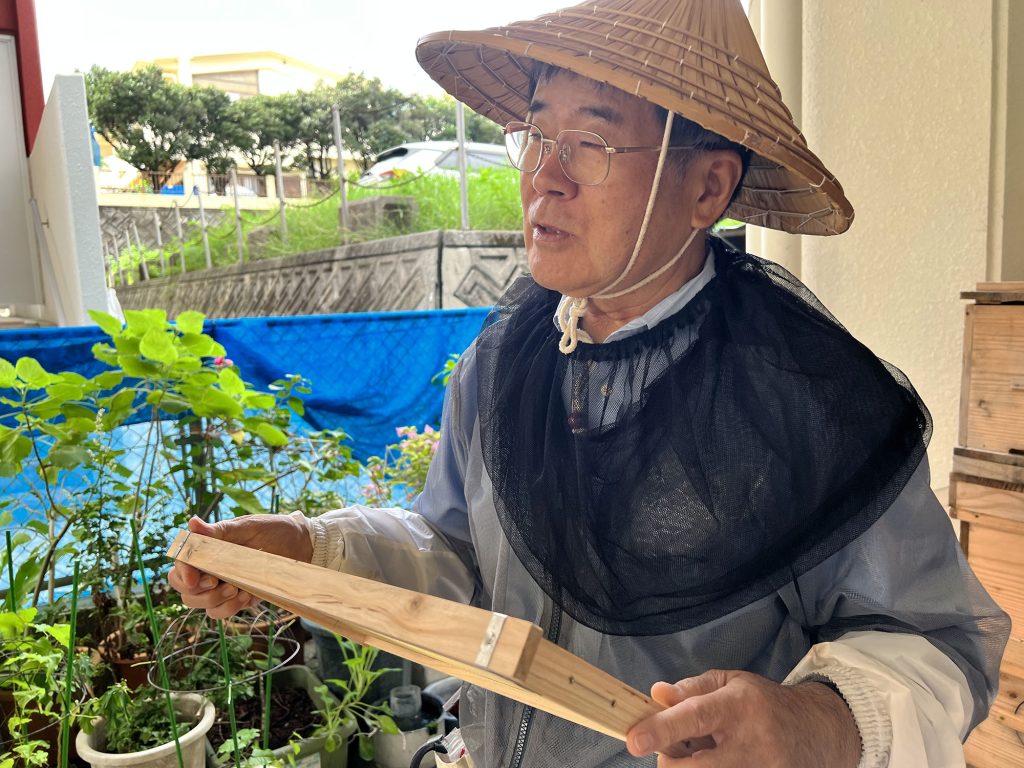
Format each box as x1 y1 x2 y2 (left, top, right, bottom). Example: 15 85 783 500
76 692 215 768
204 664 355 768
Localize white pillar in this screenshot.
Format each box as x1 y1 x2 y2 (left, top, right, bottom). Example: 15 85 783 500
747 0 803 277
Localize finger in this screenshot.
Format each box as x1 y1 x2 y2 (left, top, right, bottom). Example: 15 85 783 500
206 588 256 620
177 580 241 611
187 515 222 538
672 670 731 701
628 690 728 758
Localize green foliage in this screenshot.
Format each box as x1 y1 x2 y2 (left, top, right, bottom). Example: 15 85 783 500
317 637 399 757
0 607 88 768
85 65 233 188
362 425 439 508
79 683 194 753
0 308 356 616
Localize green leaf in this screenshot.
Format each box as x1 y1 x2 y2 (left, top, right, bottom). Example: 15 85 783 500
123 308 166 337
91 343 118 365
44 382 84 403
66 417 98 433
224 487 265 515
245 393 275 410
287 396 305 416
118 357 161 379
179 333 214 357
218 368 244 397
47 445 90 468
39 623 71 648
88 309 123 337
358 735 375 762
377 714 400 735
139 328 177 364
174 311 205 335
199 388 243 418
24 519 49 535
92 370 124 389
0 358 15 388
15 358 50 388
254 422 288 447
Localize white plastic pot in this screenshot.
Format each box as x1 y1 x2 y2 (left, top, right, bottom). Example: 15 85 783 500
76 693 215 768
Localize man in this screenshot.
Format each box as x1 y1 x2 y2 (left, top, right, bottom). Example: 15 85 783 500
171 1 1009 765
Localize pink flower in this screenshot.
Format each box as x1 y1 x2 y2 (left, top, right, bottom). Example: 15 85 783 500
213 356 234 368
423 425 436 435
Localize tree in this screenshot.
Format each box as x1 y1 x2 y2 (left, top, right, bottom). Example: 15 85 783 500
85 65 193 190
85 65 234 187
223 94 291 176
405 95 504 145
331 74 414 172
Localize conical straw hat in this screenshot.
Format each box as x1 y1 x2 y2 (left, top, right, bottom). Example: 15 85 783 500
416 0 853 236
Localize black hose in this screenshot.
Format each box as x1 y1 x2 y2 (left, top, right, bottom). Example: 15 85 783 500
409 737 448 768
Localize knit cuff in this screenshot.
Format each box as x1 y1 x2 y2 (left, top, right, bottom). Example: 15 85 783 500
791 666 891 768
306 514 335 568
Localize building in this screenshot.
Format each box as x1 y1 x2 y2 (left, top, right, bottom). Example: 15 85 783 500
141 51 346 99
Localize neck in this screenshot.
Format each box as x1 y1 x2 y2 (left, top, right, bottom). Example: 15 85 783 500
581 234 709 342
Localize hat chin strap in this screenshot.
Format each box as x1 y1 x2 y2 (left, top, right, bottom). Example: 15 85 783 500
557 110 698 355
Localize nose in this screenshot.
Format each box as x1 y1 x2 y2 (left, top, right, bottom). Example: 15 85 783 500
530 138 577 197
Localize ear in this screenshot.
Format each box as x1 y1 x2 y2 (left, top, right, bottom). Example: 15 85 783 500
688 150 744 229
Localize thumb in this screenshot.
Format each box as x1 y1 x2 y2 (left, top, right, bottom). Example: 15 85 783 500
187 515 222 538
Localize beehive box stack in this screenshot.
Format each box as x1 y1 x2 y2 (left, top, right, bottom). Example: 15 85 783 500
951 282 1024 767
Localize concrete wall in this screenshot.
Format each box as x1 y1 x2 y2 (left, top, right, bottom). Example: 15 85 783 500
116 230 527 318
25 75 108 325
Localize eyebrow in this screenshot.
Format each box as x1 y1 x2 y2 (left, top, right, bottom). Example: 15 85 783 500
528 100 625 126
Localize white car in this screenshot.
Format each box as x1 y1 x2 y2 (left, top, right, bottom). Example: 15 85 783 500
359 141 510 185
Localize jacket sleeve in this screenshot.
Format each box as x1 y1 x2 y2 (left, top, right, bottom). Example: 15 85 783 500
781 456 1010 767
305 347 480 604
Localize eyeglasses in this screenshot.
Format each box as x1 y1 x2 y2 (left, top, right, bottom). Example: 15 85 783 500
504 121 697 186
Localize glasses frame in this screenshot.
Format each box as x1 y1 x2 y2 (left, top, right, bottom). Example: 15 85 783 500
504 121 699 186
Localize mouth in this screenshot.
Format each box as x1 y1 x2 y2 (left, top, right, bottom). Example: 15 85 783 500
531 221 572 241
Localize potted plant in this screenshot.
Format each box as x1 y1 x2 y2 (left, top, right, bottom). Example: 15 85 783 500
203 639 398 768
76 682 215 768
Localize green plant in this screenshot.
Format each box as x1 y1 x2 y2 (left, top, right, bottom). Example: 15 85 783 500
362 425 440 507
0 606 88 768
79 682 194 753
316 637 399 760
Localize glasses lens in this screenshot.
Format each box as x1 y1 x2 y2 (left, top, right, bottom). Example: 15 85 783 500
505 123 543 172
559 130 609 185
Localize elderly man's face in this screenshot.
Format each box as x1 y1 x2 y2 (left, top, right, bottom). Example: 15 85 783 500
521 72 697 300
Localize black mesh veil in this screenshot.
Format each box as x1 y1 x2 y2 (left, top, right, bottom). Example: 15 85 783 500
477 239 931 636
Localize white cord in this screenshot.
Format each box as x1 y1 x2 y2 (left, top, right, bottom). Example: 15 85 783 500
558 110 698 354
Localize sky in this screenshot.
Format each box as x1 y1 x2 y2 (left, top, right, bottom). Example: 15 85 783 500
34 0 561 96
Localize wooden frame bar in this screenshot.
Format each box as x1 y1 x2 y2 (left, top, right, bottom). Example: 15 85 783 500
166 531 667 746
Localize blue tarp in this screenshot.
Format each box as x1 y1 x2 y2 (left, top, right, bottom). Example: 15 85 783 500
0 309 489 461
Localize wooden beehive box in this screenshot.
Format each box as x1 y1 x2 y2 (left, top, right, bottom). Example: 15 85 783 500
954 283 1024 767
959 283 1024 454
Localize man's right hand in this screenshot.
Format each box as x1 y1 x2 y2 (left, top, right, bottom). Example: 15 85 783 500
168 514 314 620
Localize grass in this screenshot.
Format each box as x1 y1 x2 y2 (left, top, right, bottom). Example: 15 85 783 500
112 168 525 281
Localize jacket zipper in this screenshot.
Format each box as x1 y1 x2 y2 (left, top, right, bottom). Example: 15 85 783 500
509 602 563 768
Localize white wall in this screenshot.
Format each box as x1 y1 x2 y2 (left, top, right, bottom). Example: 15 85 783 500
0 35 42 306
799 1 995 485
27 75 108 325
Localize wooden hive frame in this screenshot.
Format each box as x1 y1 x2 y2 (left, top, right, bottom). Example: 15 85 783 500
167 530 692 755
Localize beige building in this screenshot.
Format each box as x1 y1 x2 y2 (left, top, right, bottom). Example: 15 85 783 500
141 51 345 98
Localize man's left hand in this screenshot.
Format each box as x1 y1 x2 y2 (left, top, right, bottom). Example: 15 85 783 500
626 669 861 767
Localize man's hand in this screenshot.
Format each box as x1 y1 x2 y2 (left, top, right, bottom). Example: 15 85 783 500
626 669 861 767
167 514 313 620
